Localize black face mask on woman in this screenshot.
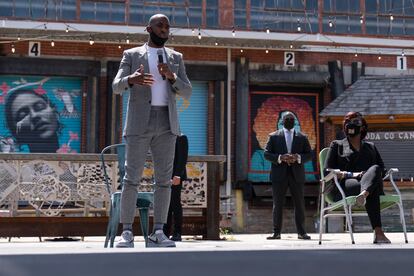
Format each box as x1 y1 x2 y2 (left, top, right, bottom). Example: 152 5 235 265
345 120 362 137
150 31 169 47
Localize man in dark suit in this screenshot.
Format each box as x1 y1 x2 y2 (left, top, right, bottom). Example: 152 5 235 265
264 112 312 240
164 134 188 241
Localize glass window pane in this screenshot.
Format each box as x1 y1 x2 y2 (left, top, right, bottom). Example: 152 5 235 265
405 18 414 35
378 0 392 14
378 17 390 35
306 0 318 12
292 0 304 9
349 16 362 34
234 0 246 9
335 0 348 12
129 3 144 24
112 3 125 23
366 15 378 34
0 1 12 16
365 0 377 14
61 0 77 20
96 2 110 22
349 0 360 13
31 0 46 19
80 2 95 21
172 7 188 27
304 13 318 33
188 7 202 27
14 0 30 17
206 7 218 27
323 0 332 12
235 9 247 28
390 17 404 35
46 0 57 20
393 0 403 15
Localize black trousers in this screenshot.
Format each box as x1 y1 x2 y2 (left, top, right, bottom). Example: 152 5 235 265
333 165 384 229
163 184 183 236
272 168 306 235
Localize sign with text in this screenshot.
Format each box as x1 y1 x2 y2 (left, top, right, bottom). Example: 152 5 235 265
366 131 414 141
284 52 295 67
397 56 407 70
28 42 41 57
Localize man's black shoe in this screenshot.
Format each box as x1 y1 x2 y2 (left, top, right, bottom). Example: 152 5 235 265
170 233 182 241
267 233 281 240
298 233 311 240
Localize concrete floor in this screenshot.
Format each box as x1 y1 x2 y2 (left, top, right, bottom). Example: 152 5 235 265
0 233 413 276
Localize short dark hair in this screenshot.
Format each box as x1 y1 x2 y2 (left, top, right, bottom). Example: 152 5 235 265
343 111 368 140
4 89 57 137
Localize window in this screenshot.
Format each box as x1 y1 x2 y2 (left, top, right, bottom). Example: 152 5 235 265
80 1 125 23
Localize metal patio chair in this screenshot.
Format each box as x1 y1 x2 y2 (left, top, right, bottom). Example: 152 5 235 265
101 143 154 248
318 147 408 244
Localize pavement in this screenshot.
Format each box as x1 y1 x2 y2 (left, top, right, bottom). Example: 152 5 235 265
1 233 414 276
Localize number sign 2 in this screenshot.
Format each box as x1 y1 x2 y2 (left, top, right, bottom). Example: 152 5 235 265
28 42 41 57
397 56 407 71
284 52 295 67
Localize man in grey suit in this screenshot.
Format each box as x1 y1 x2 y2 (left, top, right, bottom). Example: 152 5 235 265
112 14 192 248
264 112 312 240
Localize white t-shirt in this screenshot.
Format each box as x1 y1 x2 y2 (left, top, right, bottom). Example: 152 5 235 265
147 46 168 106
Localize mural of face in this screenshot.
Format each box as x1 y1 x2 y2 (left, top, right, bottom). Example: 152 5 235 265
10 92 59 142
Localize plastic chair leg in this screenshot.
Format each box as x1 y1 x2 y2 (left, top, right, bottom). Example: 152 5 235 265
104 204 114 248
397 202 409 243
343 203 355 244
139 208 149 247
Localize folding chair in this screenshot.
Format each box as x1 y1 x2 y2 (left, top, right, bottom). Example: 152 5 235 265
101 143 154 248
318 147 408 244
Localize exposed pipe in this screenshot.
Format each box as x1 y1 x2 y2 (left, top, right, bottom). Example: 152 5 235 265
226 48 232 215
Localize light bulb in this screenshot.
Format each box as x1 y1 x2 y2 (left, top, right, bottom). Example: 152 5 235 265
89 35 94 45
51 40 55 47
11 44 15 53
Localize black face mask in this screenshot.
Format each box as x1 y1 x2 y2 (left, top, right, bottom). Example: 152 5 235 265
283 119 295 130
149 31 168 47
345 122 361 137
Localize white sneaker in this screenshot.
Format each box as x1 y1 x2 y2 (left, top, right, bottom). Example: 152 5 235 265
147 230 176 248
115 230 134 248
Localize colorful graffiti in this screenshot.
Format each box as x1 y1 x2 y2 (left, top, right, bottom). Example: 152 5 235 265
0 75 82 153
248 92 319 183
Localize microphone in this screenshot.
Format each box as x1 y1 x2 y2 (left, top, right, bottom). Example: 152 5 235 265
157 49 166 80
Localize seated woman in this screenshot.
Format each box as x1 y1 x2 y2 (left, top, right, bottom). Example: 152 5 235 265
324 111 390 244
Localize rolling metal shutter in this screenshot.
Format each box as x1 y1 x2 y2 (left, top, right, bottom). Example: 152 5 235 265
0 75 83 153
365 131 414 180
122 81 208 154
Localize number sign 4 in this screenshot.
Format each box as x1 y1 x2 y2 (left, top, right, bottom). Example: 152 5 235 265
28 42 41 57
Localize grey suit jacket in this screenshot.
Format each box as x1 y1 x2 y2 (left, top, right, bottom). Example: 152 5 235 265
112 44 192 136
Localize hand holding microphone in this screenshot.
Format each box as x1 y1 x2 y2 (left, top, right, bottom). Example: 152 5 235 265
157 49 175 82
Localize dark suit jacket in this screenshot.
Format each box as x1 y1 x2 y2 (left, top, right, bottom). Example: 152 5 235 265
264 129 312 184
172 134 188 180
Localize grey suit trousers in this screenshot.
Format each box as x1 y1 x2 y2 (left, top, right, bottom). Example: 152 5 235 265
120 106 177 225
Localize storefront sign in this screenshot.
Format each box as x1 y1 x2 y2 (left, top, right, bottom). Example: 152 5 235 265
366 131 414 141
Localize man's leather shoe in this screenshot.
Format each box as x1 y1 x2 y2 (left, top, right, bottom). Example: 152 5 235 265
267 233 281 240
298 233 311 240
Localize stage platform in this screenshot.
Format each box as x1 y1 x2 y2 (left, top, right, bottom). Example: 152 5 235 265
1 233 413 276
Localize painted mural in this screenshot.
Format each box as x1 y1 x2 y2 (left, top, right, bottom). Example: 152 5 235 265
0 75 83 153
248 92 319 183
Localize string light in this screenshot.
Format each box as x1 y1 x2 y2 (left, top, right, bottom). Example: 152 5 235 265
44 23 47 30
289 44 293 49
51 40 55 47
378 54 382 60
240 49 243 53
402 50 405 56
17 34 21 41
65 26 69 33
89 35 94 45
126 34 130 44
265 49 269 54
390 12 394 21
198 28 202 40
328 18 333 28
296 19 301 32
11 44 15 53
266 28 270 34
354 53 358 57
360 16 364 24
215 41 218 46
232 26 236 37
192 28 195 35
